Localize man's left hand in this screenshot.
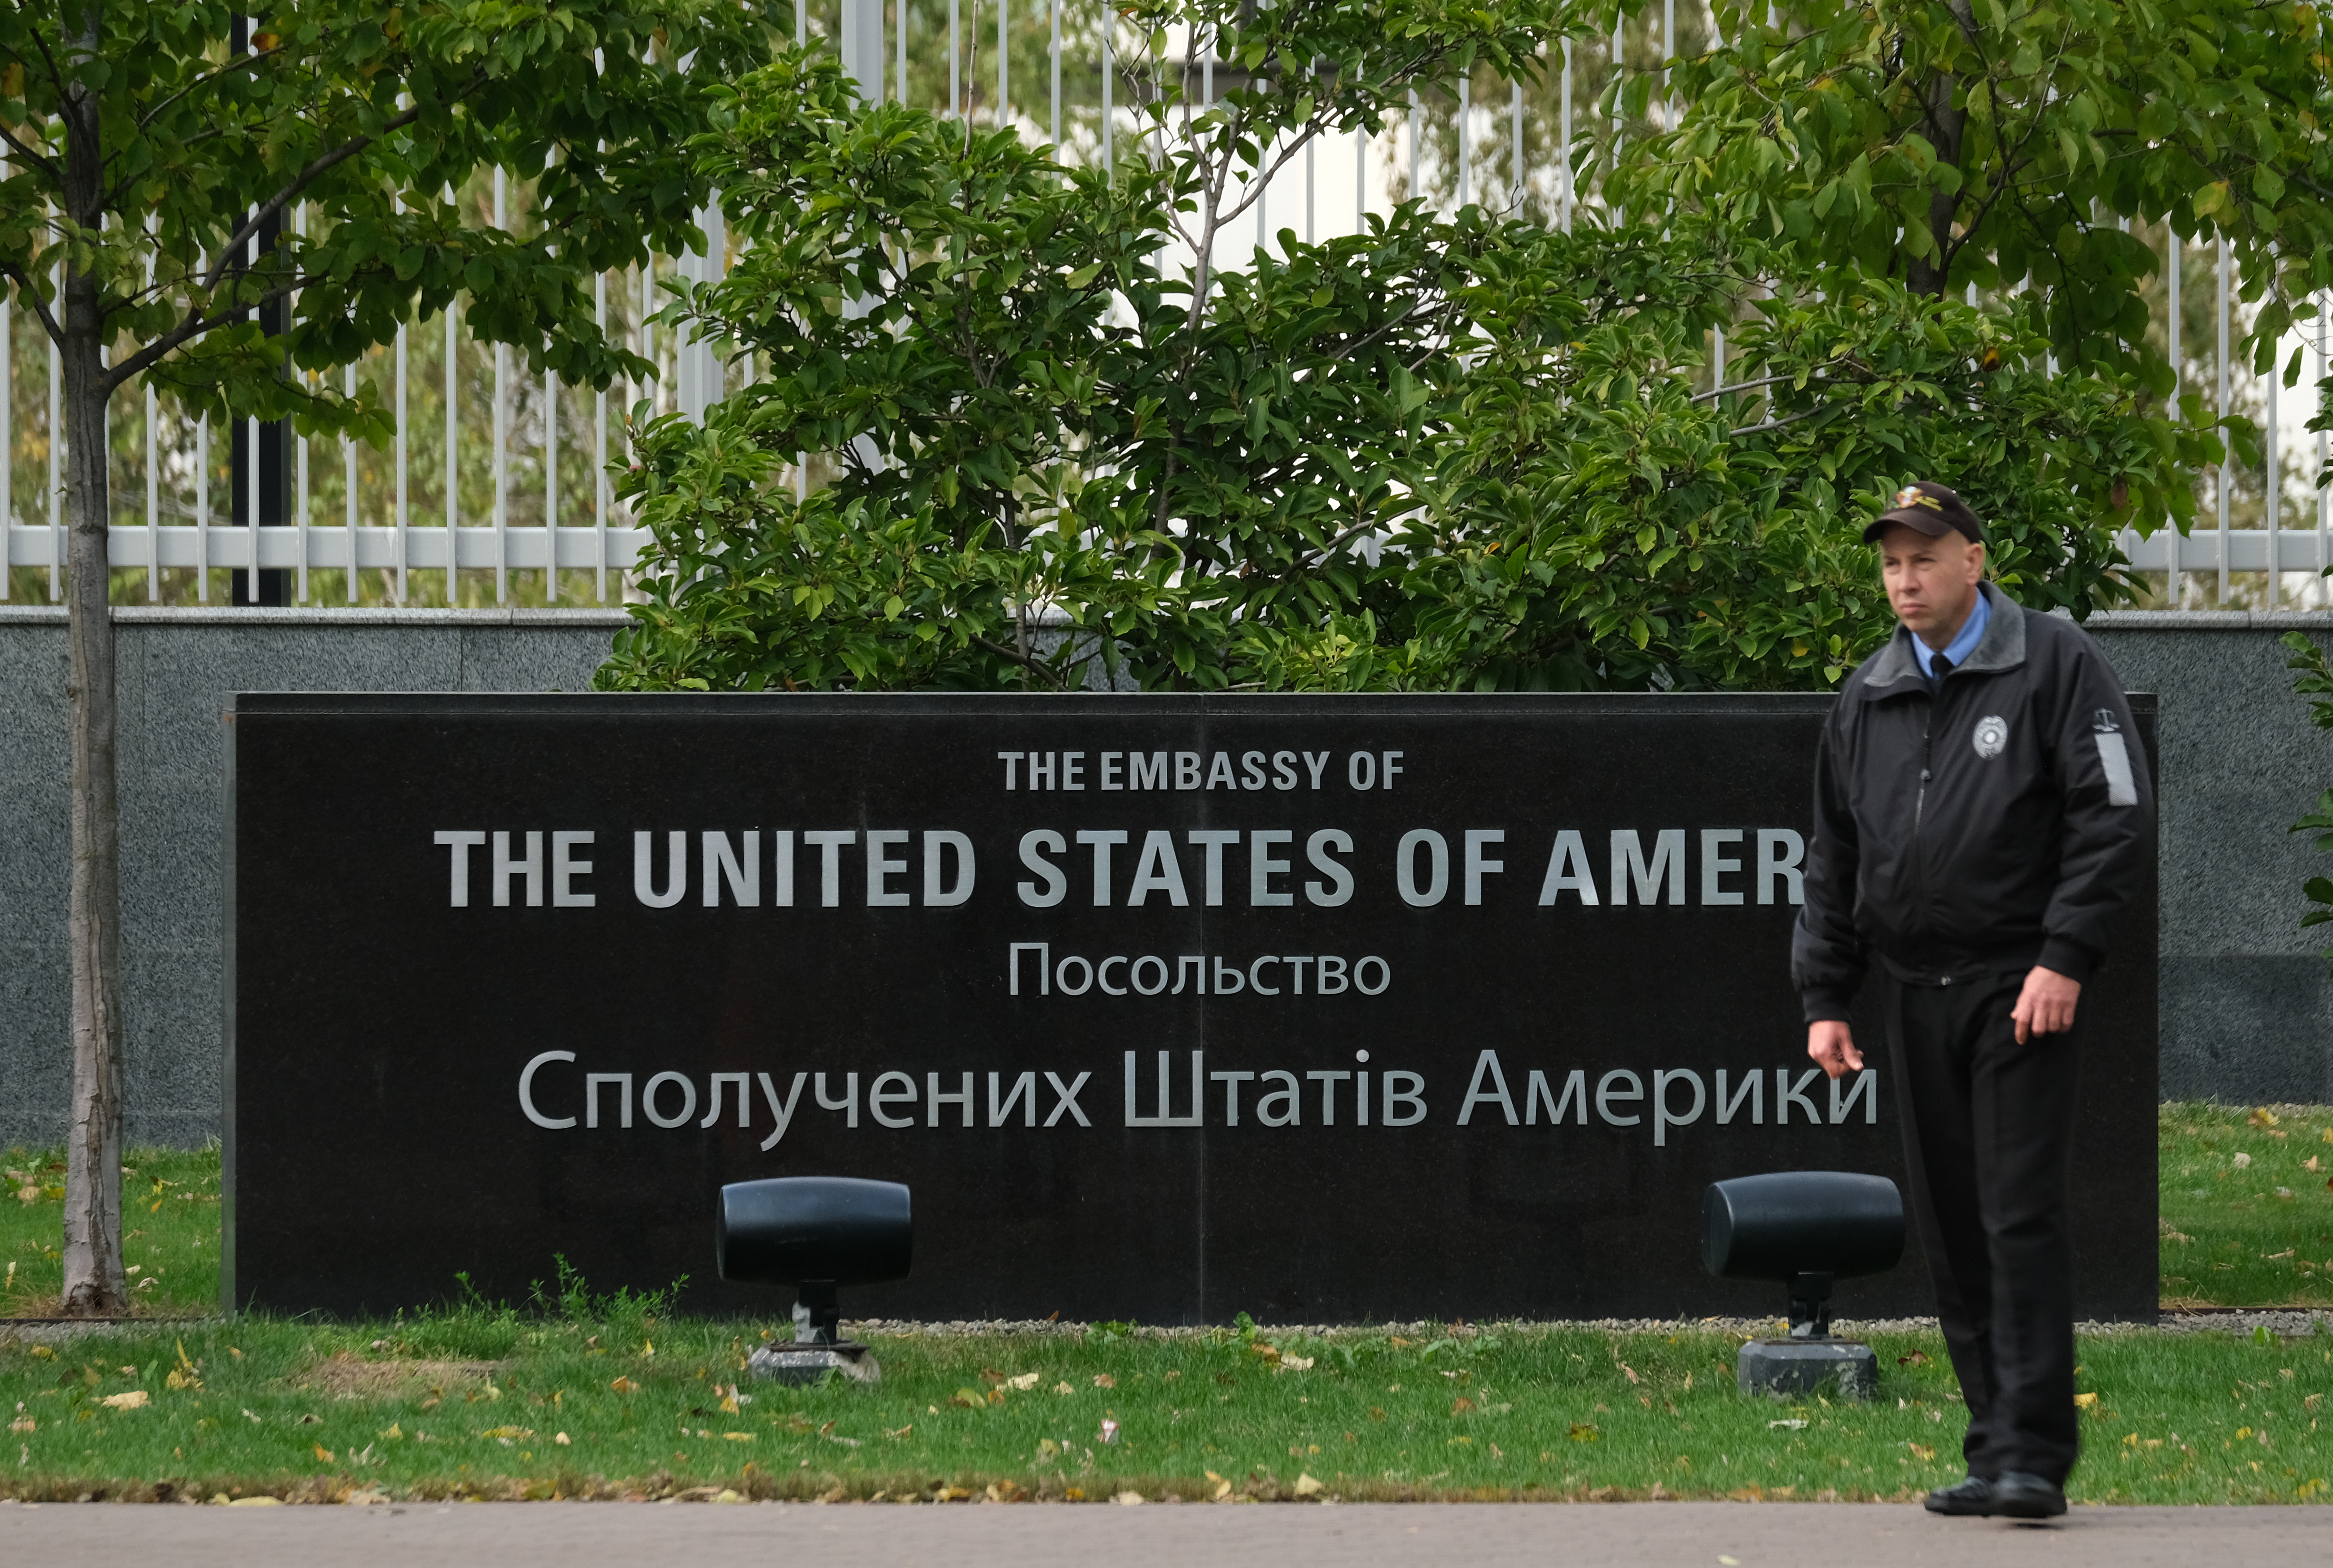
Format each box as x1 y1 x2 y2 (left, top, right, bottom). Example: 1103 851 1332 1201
2011 966 2081 1043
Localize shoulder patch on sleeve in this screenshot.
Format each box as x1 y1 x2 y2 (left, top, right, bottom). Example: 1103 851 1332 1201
2093 729 2138 806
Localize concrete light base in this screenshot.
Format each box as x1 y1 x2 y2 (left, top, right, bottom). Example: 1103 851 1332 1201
746 1341 882 1387
1736 1338 1878 1401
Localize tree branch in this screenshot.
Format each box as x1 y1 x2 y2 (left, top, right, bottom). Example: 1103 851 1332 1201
127 43 289 142
0 116 64 184
197 97 438 294
1328 298 1430 366
1213 114 1329 231
1295 517 1381 569
102 263 369 394
1692 370 1806 402
0 258 65 348
1730 403 1834 438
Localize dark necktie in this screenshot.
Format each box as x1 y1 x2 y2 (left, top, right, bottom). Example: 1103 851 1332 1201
1932 654 1954 683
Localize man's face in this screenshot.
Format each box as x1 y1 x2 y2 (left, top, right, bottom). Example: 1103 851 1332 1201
1878 525 1985 643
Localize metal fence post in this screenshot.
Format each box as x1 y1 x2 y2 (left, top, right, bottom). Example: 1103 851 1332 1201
2217 234 2230 604
493 167 509 603
1560 38 1572 232
142 222 159 603
1 151 10 603
2319 288 2329 608
2167 229 2181 604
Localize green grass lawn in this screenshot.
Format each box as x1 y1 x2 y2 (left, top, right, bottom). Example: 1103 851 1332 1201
0 1314 2326 1505
3 1146 222 1319
1 1107 2330 1506
2158 1103 2333 1308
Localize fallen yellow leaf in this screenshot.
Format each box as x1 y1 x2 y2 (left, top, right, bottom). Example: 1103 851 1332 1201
1292 1474 1324 1497
313 1444 335 1462
99 1391 149 1410
2075 1393 2099 1412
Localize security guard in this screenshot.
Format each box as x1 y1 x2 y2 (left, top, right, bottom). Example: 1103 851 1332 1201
1792 482 2152 1520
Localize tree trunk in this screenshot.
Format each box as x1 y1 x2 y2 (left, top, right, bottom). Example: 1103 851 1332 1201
59 0 127 1318
1906 6 1979 299
1904 68 1965 298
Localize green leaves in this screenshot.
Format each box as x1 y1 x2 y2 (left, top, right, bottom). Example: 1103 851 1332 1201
608 17 2158 702
1617 0 2333 389
2 0 775 435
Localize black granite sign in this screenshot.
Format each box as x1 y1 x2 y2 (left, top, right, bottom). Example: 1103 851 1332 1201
223 693 2158 1321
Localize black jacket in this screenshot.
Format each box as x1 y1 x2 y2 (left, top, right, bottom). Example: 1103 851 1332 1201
1792 582 2154 1022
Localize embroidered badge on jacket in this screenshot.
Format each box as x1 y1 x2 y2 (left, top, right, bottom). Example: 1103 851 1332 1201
1973 715 2009 759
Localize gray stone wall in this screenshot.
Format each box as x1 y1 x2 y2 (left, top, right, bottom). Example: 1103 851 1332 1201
2 606 2329 1150
0 608 627 1149
2086 611 2333 1104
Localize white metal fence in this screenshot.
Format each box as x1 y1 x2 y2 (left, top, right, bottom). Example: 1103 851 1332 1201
2 0 2326 610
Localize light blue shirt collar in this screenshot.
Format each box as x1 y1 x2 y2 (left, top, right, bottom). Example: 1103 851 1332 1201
1910 587 1990 679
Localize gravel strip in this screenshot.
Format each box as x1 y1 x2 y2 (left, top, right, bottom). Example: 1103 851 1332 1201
6 1310 2325 1349
851 1310 2333 1340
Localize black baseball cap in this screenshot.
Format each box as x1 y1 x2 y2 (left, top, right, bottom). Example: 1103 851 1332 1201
1864 482 1984 545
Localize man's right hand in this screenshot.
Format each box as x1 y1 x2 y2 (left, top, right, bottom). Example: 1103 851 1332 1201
1808 1020 1862 1080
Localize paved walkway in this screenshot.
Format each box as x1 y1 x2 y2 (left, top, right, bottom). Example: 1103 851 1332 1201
2 1500 2322 1566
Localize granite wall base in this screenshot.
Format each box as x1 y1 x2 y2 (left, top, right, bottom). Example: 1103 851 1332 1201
0 609 627 1150
2086 612 2333 1108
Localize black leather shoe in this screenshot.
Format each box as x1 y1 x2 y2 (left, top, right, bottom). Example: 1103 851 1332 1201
1923 1475 1995 1515
1991 1471 2067 1519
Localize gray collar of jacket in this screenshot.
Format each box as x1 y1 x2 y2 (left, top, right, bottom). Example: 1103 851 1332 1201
1856 580 2027 696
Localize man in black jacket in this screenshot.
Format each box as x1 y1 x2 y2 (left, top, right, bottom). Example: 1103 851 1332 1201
1792 482 2152 1520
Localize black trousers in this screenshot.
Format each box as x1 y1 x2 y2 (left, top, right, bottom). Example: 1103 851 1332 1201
1883 972 2081 1485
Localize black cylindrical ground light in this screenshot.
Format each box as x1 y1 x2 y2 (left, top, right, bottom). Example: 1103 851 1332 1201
1702 1170 1904 1288
718 1177 913 1289
718 1176 911 1385
1703 1171 1904 1401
